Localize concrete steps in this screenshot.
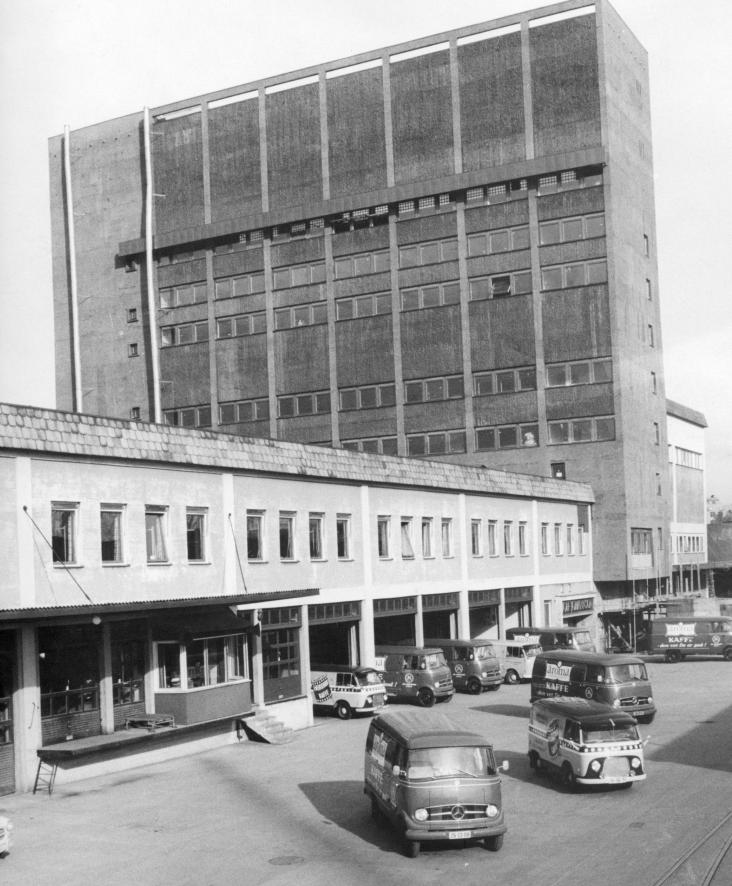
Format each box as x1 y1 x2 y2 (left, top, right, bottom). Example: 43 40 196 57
241 708 295 744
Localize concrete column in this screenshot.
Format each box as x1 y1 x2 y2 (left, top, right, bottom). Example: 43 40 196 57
359 485 376 667
15 625 41 793
300 604 313 726
457 493 471 638
252 612 265 708
99 622 114 735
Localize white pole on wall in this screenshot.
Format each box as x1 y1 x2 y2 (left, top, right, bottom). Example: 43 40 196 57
143 106 162 423
63 125 83 412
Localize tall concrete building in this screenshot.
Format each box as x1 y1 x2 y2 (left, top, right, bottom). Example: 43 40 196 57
49 0 670 606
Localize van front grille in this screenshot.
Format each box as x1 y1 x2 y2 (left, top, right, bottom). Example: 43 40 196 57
429 804 488 822
619 696 650 707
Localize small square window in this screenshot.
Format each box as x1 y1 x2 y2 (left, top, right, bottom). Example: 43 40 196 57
336 299 354 320
128 343 139 357
405 381 423 404
425 379 444 401
340 389 358 411
130 407 141 420
379 384 396 407
127 308 138 323
360 387 378 409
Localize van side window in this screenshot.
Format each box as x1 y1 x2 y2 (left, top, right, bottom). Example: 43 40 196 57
586 665 604 683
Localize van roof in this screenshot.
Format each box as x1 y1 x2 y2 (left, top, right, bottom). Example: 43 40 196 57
371 709 491 749
310 664 380 675
537 650 644 666
424 638 494 648
531 697 638 725
375 645 444 655
508 625 587 634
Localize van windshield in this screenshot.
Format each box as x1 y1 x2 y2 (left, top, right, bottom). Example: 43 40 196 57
473 645 495 661
407 746 497 780
357 671 383 686
420 653 447 669
582 721 640 743
524 644 542 658
605 663 648 683
571 631 592 646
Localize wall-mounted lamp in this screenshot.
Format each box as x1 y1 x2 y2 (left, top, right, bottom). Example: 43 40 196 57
92 616 102 626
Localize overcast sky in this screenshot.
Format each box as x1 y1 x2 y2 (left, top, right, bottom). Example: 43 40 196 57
1 0 730 505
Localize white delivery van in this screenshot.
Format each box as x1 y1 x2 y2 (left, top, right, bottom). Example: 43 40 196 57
311 665 387 720
490 639 542 684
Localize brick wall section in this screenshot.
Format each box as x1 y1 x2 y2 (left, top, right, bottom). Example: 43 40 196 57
0 403 592 504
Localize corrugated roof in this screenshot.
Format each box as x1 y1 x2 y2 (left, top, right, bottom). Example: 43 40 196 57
0 402 593 503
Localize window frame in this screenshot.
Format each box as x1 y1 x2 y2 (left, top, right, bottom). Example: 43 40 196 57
279 512 296 561
186 508 208 563
100 503 125 565
336 514 351 560
246 510 265 562
309 512 325 561
377 516 391 559
52 501 79 566
145 506 169 565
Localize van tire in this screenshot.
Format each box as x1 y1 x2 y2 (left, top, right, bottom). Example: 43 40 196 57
724 647 732 661
467 677 482 695
484 835 503 851
404 839 420 858
504 669 520 685
665 650 682 664
417 687 435 707
335 700 352 720
562 763 577 790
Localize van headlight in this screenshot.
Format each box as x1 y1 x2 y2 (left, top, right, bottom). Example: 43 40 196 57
485 804 499 818
589 759 602 773
631 757 642 770
611 699 621 708
414 808 429 822
434 682 440 688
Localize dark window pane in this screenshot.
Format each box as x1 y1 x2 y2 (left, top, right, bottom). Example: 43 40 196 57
498 426 518 448
360 387 377 408
340 389 358 410
407 436 425 456
336 299 354 320
476 428 495 450
379 384 396 407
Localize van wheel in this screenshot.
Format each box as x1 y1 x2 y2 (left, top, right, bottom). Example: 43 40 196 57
562 764 577 790
665 650 682 664
467 677 482 695
484 834 503 851
404 839 420 858
417 687 435 707
504 669 520 685
723 647 732 661
335 701 352 720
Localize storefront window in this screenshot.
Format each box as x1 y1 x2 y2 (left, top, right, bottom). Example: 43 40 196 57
156 635 247 690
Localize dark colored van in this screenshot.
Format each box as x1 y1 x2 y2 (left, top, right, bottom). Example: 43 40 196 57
375 646 454 707
637 616 732 662
506 625 597 652
531 650 656 723
424 639 502 694
364 709 508 857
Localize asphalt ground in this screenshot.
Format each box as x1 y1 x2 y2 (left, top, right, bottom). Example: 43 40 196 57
2 657 732 886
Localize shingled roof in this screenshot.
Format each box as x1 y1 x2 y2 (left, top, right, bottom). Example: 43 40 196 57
0 402 593 503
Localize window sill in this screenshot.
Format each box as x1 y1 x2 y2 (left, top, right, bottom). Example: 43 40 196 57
337 557 354 563
187 560 212 565
102 562 131 568
147 561 172 567
53 563 83 569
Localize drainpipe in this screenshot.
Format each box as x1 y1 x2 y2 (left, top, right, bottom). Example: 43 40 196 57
63 125 82 412
143 106 162 423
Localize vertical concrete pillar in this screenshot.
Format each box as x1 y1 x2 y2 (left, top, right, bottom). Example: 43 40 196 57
252 612 265 708
457 493 471 639
359 485 376 666
300 604 313 726
99 622 114 735
15 625 41 793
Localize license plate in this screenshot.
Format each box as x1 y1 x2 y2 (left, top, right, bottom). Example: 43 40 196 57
448 831 472 840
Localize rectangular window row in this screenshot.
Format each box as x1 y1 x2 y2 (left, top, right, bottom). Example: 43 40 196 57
217 312 266 338
476 423 539 451
219 398 270 424
335 250 390 279
468 225 530 257
466 179 528 205
548 416 615 444
405 375 463 404
156 634 247 691
631 527 653 555
407 429 466 457
545 358 612 387
163 406 212 429
541 260 607 291
471 518 528 558
399 238 458 268
160 282 207 309
539 213 605 245
397 193 452 216
469 271 532 300
272 262 326 290
342 437 398 456
537 168 603 194
377 515 453 559
674 534 704 554
541 521 585 556
214 272 265 300
273 217 324 238
278 390 330 418
673 446 703 470
161 321 209 347
336 292 391 320
474 366 536 395
274 301 327 330
246 510 351 562
340 383 396 411
51 502 208 566
401 280 460 311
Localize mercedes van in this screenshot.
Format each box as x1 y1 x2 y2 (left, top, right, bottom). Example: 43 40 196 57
637 616 732 662
374 646 454 707
490 639 542 684
528 697 646 789
425 639 502 694
364 709 508 857
531 650 656 723
310 666 387 719
506 625 597 652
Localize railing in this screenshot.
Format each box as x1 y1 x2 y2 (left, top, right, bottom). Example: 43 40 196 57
41 686 99 717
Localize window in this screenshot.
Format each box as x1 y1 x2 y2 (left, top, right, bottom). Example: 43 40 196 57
337 514 351 559
400 518 414 559
631 528 653 555
279 513 295 560
487 520 497 557
519 522 528 556
578 506 589 555
278 391 330 418
336 292 392 320
220 398 269 425
541 523 549 555
407 430 466 456
541 260 607 290
469 271 532 301
651 372 657 395
309 513 324 560
128 343 139 357
214 272 265 299
51 503 78 565
159 282 208 308
548 416 615 444
471 519 482 556
272 262 325 290
156 634 247 690
538 213 605 245
274 302 327 331
342 436 398 456
476 423 539 452
100 505 124 564
186 509 207 562
130 407 141 420
216 312 266 338
648 324 655 347
339 383 395 411
127 308 138 323
247 511 264 561
554 523 562 556
441 518 453 557
474 366 536 396
404 375 463 404
421 518 433 558
654 422 660 445
399 238 458 267
546 358 614 388
567 524 574 556
551 462 566 480
164 405 212 429
377 516 390 558
401 281 460 311
334 249 390 279
145 507 168 564
467 225 530 256
503 521 514 556
160 321 209 347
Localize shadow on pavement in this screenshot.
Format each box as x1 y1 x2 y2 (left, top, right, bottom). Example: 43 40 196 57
471 703 530 719
648 701 732 773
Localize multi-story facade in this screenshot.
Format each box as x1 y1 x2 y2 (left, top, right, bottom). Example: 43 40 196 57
0 402 593 792
50 0 669 597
